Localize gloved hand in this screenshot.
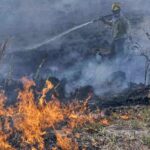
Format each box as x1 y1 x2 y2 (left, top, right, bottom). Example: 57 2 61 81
128 35 133 42
93 16 106 23
101 16 105 23
93 19 98 23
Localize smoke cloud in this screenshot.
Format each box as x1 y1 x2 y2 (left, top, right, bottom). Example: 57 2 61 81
0 0 150 95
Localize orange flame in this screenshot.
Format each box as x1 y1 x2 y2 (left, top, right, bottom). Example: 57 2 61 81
0 78 101 149
39 80 54 106
56 132 78 150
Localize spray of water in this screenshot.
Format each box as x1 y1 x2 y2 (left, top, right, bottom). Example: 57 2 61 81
25 21 94 50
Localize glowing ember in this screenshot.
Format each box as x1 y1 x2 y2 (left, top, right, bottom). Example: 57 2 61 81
0 131 13 150
120 115 130 120
56 132 78 150
100 119 110 126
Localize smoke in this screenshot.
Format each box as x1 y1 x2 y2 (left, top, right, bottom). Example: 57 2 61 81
0 0 150 95
59 55 146 95
0 0 148 51
0 0 148 48
0 0 101 51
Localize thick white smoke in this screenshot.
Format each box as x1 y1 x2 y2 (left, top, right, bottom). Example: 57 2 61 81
0 0 150 95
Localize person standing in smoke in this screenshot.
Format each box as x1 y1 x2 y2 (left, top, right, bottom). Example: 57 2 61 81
101 2 129 58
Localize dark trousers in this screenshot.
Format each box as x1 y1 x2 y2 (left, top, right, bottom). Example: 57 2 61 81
110 38 126 58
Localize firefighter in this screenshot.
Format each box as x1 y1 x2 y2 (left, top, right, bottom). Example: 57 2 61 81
101 2 129 58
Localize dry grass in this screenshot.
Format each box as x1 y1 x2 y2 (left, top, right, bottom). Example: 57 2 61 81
74 105 150 150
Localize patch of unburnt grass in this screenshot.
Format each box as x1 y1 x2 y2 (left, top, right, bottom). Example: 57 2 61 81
142 136 150 148
73 105 150 149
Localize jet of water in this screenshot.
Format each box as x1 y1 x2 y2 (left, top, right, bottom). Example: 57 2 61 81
25 20 94 50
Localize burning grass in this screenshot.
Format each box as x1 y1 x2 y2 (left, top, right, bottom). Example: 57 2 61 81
0 77 100 149
0 77 150 150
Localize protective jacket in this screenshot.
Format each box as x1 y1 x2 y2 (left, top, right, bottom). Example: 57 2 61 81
103 15 129 40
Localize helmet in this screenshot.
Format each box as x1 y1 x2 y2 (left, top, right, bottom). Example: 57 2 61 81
112 2 121 12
